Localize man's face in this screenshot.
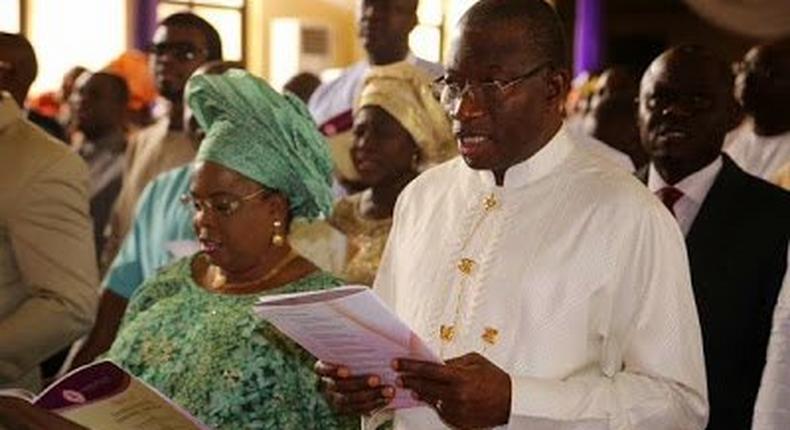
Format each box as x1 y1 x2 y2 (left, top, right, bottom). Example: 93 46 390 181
73 75 123 140
351 105 418 186
638 54 736 172
583 69 639 152
442 21 563 173
735 46 790 119
357 0 416 62
150 25 208 101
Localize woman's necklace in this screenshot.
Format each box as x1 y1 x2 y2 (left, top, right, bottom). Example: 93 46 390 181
205 249 300 292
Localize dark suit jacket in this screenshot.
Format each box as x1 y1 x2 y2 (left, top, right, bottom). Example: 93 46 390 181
638 155 790 430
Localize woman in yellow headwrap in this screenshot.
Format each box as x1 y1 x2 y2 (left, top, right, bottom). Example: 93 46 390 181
329 61 455 286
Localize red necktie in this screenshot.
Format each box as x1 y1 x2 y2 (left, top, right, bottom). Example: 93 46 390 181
656 186 684 217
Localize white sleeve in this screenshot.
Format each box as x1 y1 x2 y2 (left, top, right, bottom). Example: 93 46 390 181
508 207 708 430
752 243 790 430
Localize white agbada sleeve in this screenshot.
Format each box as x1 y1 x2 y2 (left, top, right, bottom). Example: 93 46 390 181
752 244 790 430
508 210 708 429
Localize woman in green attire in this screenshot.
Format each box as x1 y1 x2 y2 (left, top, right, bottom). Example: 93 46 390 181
105 69 355 429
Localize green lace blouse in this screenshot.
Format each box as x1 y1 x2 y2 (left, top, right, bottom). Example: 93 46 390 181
106 256 357 430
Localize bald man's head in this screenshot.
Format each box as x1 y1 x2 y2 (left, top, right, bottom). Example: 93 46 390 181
0 32 38 105
638 45 740 184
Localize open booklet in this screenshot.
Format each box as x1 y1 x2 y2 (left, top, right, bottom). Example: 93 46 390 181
1 360 209 429
254 285 442 409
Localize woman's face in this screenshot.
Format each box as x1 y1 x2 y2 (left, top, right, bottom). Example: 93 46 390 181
351 105 419 187
190 161 288 275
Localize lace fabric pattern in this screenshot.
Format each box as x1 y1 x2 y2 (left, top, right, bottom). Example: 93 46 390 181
107 256 357 430
329 194 393 286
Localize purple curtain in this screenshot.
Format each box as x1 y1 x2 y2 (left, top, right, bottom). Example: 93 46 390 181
134 0 159 50
573 0 602 76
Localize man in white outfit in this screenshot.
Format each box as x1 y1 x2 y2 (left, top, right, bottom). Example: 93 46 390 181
316 1 708 429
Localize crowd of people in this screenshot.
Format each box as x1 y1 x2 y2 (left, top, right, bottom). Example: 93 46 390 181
0 0 788 429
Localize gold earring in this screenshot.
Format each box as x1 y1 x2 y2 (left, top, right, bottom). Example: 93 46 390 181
411 152 420 170
271 220 285 246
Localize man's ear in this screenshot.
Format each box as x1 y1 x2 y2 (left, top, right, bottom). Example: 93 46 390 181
546 68 571 114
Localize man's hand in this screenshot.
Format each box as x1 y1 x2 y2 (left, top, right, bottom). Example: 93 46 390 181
314 361 395 415
395 352 511 429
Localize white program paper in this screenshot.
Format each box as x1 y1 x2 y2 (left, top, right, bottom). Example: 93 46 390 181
254 285 442 409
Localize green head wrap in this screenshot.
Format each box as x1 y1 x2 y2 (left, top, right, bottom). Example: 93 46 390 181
187 69 333 220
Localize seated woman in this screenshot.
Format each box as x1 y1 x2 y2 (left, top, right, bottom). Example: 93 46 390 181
330 62 455 285
104 70 355 429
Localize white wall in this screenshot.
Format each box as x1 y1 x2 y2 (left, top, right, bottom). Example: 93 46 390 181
26 0 127 95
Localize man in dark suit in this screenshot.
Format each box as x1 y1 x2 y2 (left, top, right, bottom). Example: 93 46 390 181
637 44 790 430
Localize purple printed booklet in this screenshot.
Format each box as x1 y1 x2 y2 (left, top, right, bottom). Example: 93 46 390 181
30 360 209 429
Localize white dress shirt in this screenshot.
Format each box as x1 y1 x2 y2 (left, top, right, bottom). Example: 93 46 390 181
753 244 790 430
725 121 790 181
373 126 708 429
647 156 723 236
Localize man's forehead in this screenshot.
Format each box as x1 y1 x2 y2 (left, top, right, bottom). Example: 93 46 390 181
448 24 533 73
358 0 416 12
153 25 206 46
643 59 727 95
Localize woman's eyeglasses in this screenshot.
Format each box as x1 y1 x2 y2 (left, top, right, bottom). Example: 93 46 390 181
180 189 268 217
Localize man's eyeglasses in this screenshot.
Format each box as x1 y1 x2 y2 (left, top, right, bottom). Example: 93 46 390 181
432 61 552 109
181 188 268 217
148 42 207 62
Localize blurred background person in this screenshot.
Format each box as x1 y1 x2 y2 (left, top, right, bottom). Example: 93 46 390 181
103 50 159 132
329 61 455 285
726 37 790 183
27 65 87 141
583 66 648 168
101 12 223 271
283 71 321 104
72 71 130 260
564 70 636 171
